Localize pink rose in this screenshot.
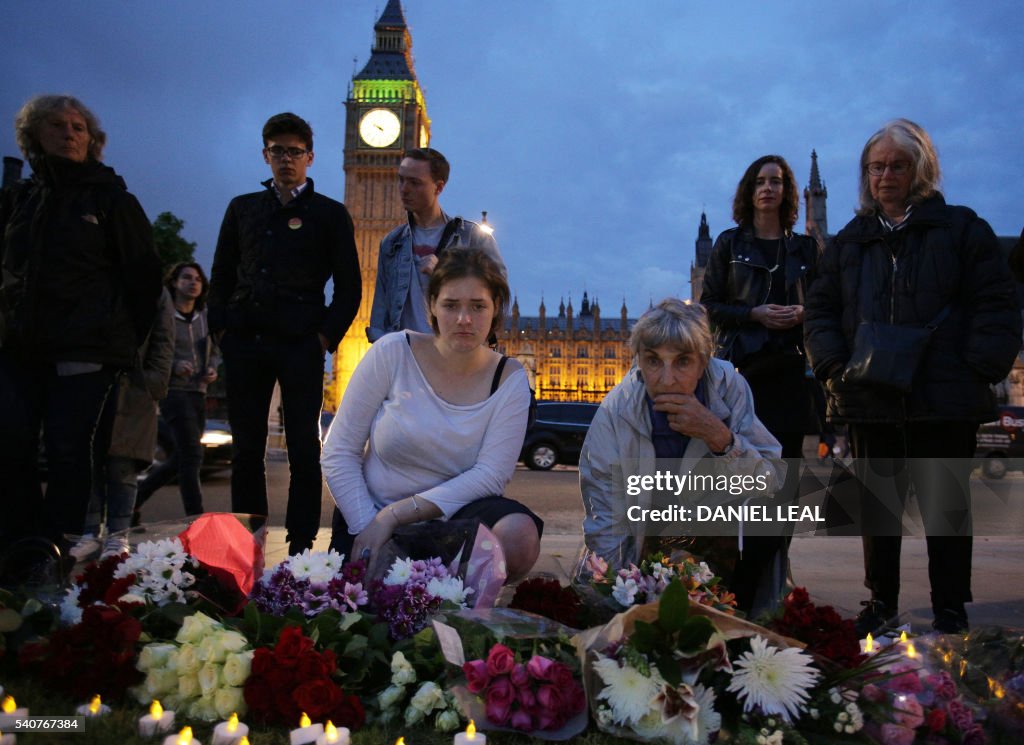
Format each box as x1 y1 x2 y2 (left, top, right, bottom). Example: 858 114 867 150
536 684 564 712
549 661 575 688
861 683 886 703
510 662 530 687
536 710 563 731
485 696 511 726
565 681 587 714
879 723 916 745
516 684 536 709
947 700 974 731
486 676 515 707
892 694 924 730
889 670 923 695
510 709 533 731
526 654 554 681
463 659 490 693
486 644 515 677
963 724 986 745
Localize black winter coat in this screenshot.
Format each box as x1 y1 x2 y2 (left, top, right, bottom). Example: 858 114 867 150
208 179 361 349
804 194 1021 423
0 156 162 366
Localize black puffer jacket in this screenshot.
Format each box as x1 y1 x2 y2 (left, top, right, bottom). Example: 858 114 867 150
208 178 361 348
804 194 1021 423
701 227 819 365
0 155 161 366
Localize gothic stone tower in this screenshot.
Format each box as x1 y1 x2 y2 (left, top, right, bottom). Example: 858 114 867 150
804 149 828 248
329 0 431 409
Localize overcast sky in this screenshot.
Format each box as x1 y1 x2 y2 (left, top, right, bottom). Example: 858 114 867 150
3 1 1021 316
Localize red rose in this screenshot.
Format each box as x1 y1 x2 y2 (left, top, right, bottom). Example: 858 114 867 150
510 662 530 687
294 679 342 719
526 654 554 681
548 661 575 688
463 659 491 693
536 684 564 712
328 693 366 731
244 677 277 723
565 681 587 714
297 649 335 678
486 643 515 676
926 708 947 733
275 625 315 666
510 709 533 731
486 676 515 707
485 696 512 726
250 647 274 675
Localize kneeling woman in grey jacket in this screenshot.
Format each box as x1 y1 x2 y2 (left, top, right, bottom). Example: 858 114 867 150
580 298 783 615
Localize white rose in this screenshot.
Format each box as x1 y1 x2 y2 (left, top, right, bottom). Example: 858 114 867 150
138 643 177 672
377 684 406 711
404 704 425 727
178 672 201 700
214 687 247 719
145 667 179 698
188 693 218 722
198 661 222 696
410 682 444 713
222 650 254 687
435 709 461 732
390 651 417 685
176 643 201 674
177 612 217 643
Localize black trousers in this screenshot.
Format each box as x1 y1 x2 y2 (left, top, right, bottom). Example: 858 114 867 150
221 332 325 549
0 351 114 549
848 421 977 611
136 389 206 515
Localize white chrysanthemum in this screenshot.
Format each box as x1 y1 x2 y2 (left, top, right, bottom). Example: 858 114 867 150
726 636 820 722
115 538 197 605
60 584 84 625
695 562 715 584
426 576 473 606
594 655 661 725
612 576 640 606
384 557 414 585
286 548 344 584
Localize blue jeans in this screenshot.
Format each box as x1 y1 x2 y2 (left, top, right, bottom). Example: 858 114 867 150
136 389 205 515
0 350 113 549
221 332 324 551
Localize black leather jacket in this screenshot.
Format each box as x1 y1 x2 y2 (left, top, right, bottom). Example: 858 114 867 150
805 194 1021 423
701 227 819 367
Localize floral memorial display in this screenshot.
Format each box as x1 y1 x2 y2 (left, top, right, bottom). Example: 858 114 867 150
0 523 1020 744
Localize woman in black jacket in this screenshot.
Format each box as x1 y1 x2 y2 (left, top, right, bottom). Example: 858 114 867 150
0 95 162 567
804 119 1021 635
700 155 819 613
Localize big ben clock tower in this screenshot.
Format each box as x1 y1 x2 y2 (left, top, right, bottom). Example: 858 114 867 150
329 0 430 408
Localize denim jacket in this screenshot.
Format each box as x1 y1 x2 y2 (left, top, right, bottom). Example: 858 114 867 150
579 358 782 569
366 212 505 342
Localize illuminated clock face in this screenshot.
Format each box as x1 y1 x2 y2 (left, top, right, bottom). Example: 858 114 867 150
419 124 429 148
359 109 401 148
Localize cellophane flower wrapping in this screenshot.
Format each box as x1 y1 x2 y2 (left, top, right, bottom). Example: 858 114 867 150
434 607 589 740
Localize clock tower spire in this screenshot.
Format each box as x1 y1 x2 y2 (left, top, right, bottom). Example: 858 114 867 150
330 0 431 407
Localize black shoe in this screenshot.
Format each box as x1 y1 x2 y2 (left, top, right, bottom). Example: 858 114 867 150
932 607 969 634
854 599 899 637
288 540 314 556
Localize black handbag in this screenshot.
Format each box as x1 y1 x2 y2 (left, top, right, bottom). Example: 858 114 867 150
842 305 951 392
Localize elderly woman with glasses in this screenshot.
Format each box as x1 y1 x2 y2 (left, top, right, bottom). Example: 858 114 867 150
580 298 783 615
804 118 1021 635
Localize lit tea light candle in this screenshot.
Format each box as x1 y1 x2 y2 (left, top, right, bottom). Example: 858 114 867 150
0 728 14 745
289 712 324 745
77 694 110 717
861 633 875 654
0 696 27 731
899 630 908 644
905 642 918 659
454 719 486 745
212 712 249 745
162 725 201 745
139 700 175 737
396 739 405 745
315 720 350 745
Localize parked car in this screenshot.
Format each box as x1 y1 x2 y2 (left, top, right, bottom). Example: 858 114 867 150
148 417 233 479
974 406 1024 479
520 401 600 470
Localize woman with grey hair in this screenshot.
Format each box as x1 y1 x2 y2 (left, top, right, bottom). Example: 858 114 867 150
0 94 162 571
805 118 1021 635
580 298 783 615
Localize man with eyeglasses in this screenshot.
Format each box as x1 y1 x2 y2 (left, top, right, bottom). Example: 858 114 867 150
367 147 505 342
209 112 361 555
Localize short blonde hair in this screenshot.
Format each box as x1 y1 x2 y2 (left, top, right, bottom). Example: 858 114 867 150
629 298 713 364
14 94 106 163
857 118 941 216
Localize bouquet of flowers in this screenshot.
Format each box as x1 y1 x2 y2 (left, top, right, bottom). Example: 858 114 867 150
376 650 463 731
132 610 252 720
113 537 200 605
509 577 586 628
767 587 865 670
59 552 141 625
242 624 365 729
250 548 367 618
370 556 473 640
587 552 737 614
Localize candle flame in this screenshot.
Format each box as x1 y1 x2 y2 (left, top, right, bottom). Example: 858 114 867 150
150 700 164 718
864 633 874 652
239 738 250 745
177 726 193 745
467 719 477 738
899 630 908 643
89 695 102 714
299 712 311 728
227 712 239 732
325 720 338 742
906 642 918 658
990 678 1006 699
396 738 405 745
1 697 14 714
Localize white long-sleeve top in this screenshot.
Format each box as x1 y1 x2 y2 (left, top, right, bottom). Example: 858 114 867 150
321 331 532 535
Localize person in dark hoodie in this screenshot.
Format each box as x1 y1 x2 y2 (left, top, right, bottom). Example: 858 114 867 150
0 94 162 565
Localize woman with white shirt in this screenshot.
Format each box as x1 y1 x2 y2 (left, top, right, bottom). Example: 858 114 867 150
322 249 541 581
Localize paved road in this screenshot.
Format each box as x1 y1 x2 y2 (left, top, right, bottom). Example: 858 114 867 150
137 457 1024 631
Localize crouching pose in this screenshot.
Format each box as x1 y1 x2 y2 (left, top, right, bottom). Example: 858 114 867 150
323 249 541 581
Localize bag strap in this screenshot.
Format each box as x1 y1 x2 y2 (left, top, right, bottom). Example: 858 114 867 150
490 355 509 395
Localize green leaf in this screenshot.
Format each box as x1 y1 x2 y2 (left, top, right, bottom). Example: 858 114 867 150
631 620 658 653
655 652 681 687
675 615 715 653
658 579 690 633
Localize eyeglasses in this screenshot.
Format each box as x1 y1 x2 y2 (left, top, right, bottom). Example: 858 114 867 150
866 161 910 176
265 146 309 160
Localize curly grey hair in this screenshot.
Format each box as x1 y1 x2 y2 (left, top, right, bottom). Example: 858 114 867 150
14 94 106 163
